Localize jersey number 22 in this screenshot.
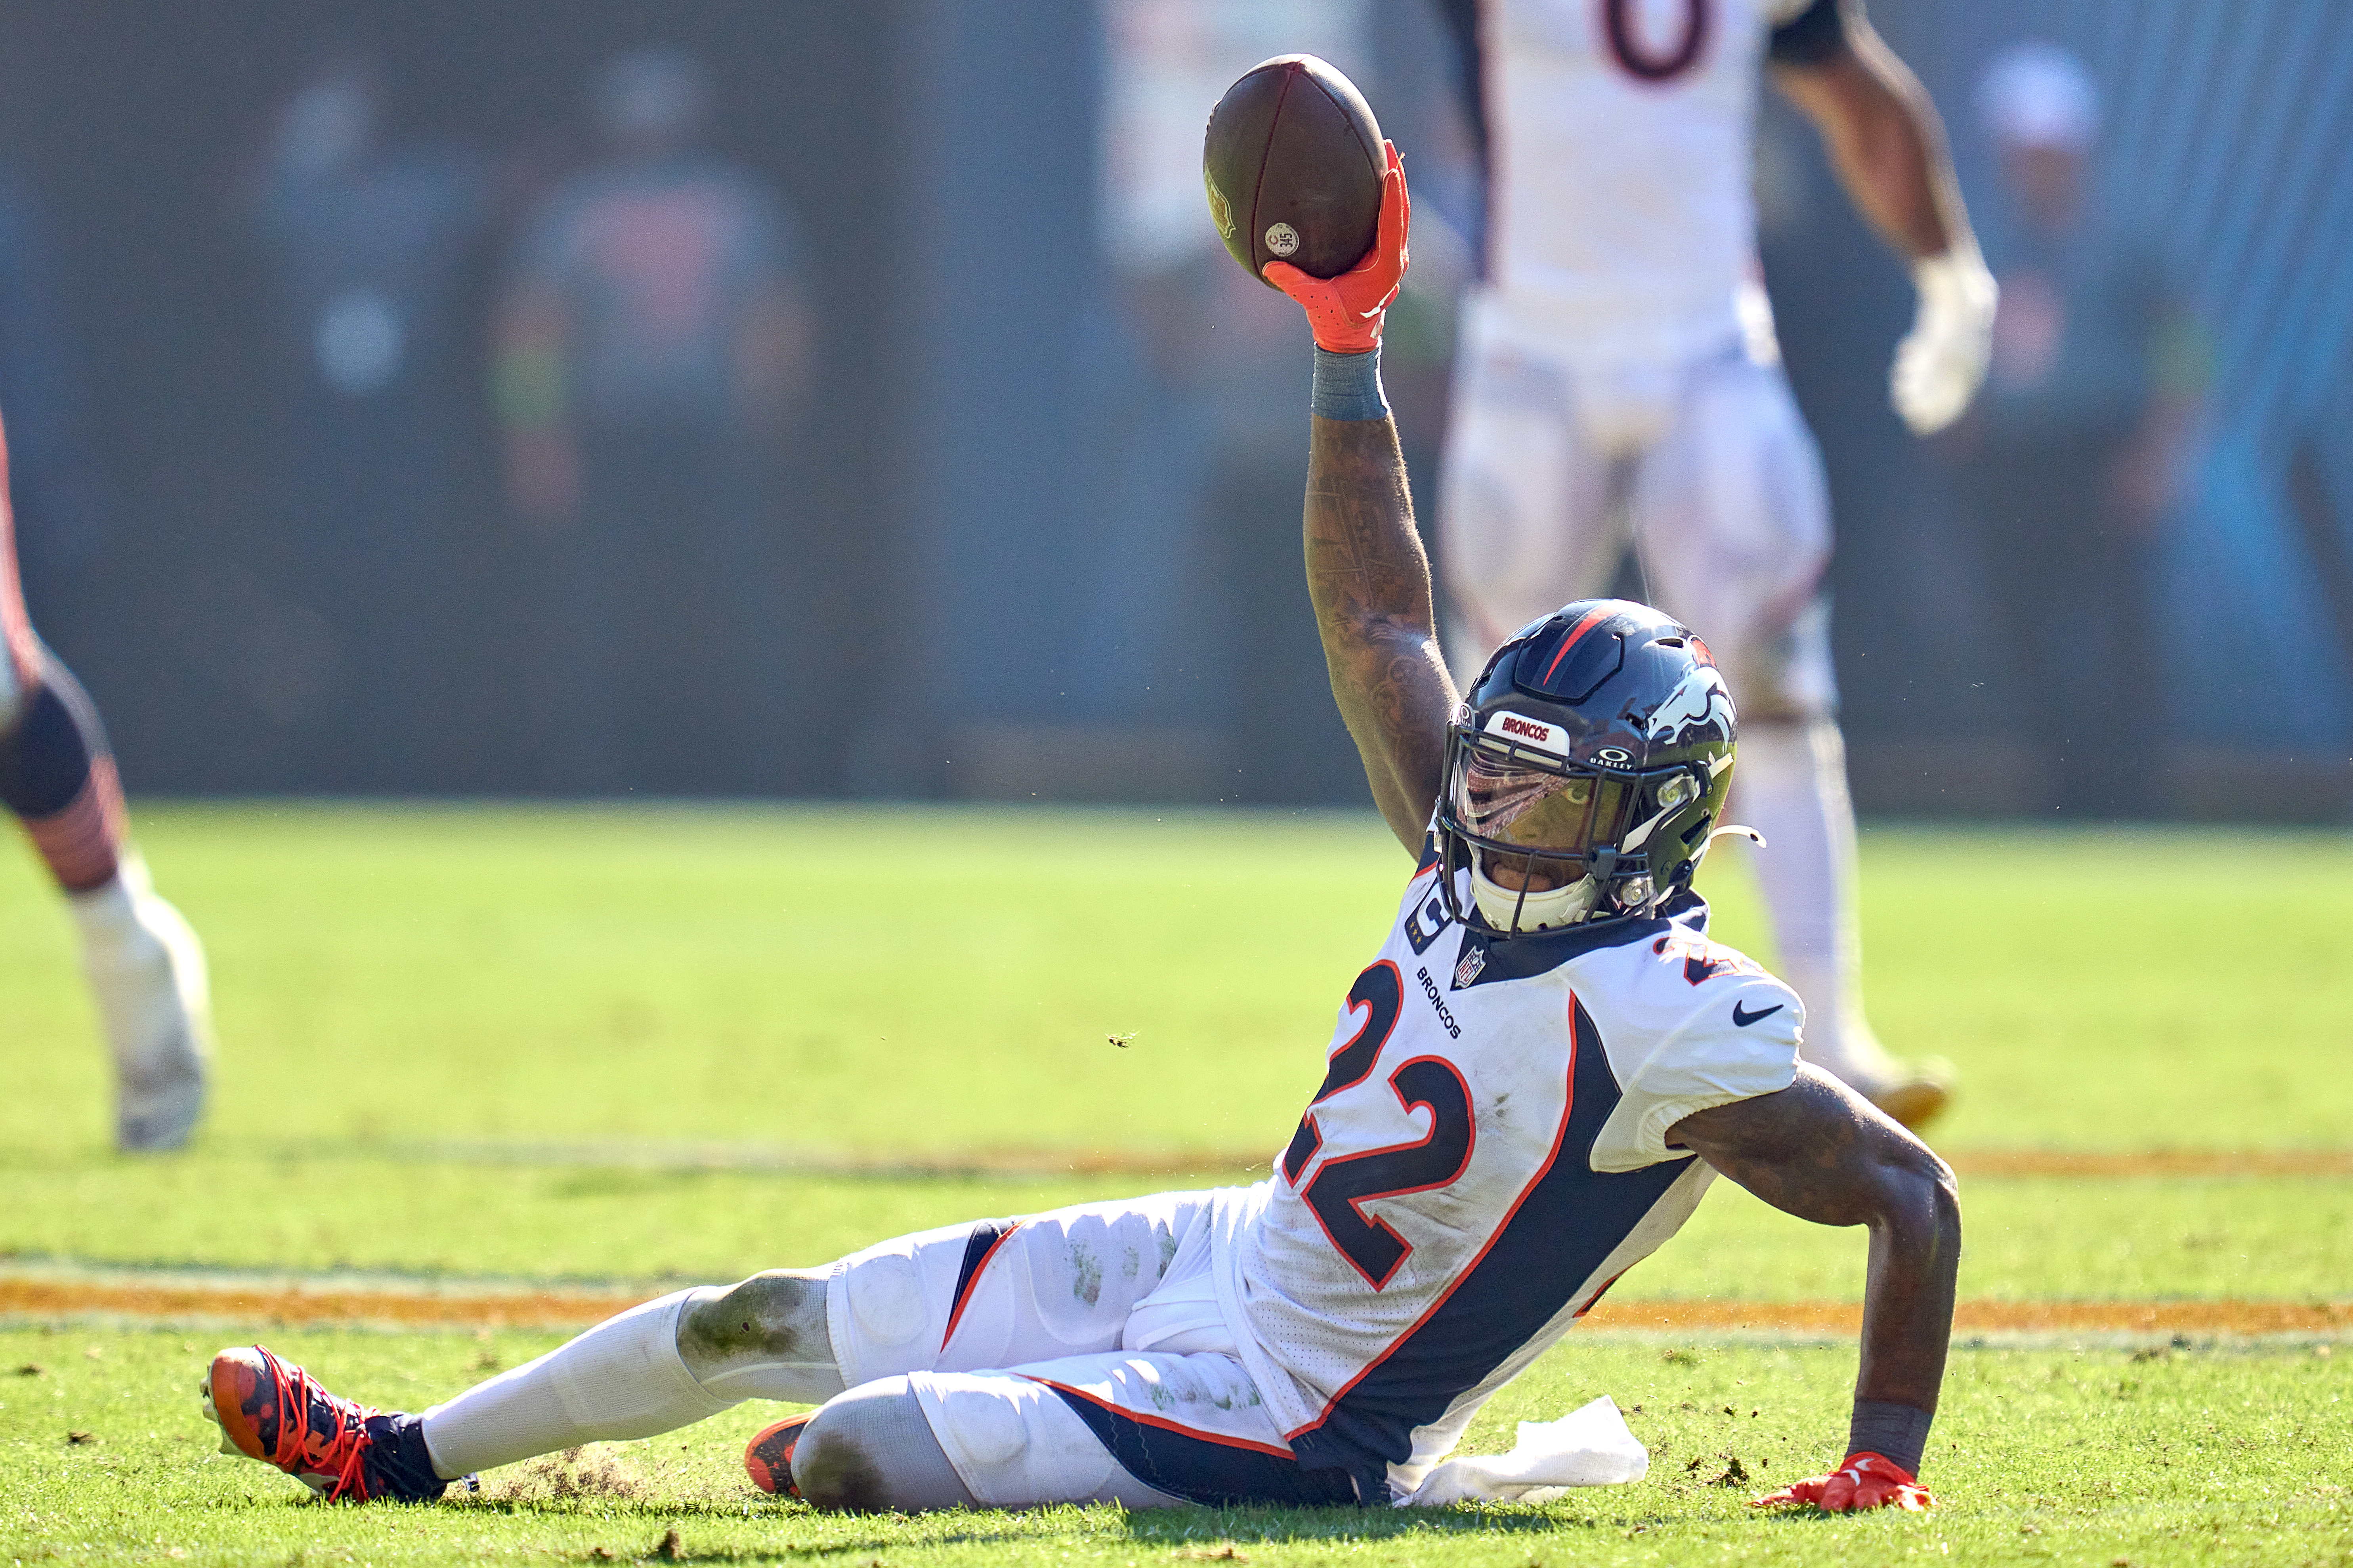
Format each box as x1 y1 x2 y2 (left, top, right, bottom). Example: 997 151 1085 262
1283 962 1477 1289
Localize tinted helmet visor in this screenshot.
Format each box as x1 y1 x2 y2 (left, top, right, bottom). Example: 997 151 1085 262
1451 746 1637 874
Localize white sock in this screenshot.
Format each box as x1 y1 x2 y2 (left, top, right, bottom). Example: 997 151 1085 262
419 1291 737 1479
1730 721 1902 1092
69 856 212 1140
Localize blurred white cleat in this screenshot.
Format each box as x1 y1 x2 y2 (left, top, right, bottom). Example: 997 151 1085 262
1827 1042 1954 1135
1867 1067 1954 1134
70 855 214 1152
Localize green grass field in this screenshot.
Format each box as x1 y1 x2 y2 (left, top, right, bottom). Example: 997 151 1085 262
3 805 2349 1566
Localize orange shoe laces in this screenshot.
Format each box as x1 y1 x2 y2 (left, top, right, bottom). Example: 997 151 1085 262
252 1344 382 1502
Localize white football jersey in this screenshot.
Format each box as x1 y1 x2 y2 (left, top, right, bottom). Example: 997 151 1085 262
1211 843 1800 1499
1474 0 1818 363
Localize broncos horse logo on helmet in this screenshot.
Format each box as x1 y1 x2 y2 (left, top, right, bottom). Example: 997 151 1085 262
1437 599 1743 937
1644 665 1736 745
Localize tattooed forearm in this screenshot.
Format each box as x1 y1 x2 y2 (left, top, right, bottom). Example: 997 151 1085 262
1303 413 1457 852
1672 1068 1961 1417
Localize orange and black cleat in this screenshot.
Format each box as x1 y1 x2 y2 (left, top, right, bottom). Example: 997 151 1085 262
744 1413 814 1498
204 1345 446 1502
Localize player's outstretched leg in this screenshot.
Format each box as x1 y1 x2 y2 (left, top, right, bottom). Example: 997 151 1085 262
1734 717 1950 1129
209 1200 1219 1504
0 649 213 1150
206 1272 848 1499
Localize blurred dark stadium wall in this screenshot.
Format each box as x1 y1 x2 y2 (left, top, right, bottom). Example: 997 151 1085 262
0 2 909 797
2 2 2349 819
1799 0 2353 822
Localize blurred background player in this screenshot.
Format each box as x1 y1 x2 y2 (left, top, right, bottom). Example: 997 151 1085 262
1430 0 1998 1127
495 47 810 794
244 47 493 790
0 411 212 1150
1945 42 2205 818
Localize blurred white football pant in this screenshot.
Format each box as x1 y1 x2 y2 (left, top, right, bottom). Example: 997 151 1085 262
1437 311 1902 1092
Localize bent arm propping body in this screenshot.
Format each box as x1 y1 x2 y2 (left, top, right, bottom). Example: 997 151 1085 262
1669 1066 1961 1509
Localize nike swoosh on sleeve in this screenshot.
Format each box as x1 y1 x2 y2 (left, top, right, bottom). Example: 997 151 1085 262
1731 1001 1784 1028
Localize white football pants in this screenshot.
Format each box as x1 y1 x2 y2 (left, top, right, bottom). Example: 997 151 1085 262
1437 317 1900 1092
422 1190 1350 1509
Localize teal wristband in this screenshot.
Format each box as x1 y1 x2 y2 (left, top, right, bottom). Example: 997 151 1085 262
1847 1400 1932 1477
1312 346 1388 421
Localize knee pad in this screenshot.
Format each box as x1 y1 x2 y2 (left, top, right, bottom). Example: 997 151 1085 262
677 1270 843 1404
1 656 124 893
0 655 109 820
795 1378 975 1513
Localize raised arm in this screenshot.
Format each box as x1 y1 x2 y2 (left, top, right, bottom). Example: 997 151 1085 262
1770 5 1961 262
1669 1064 1960 1511
1769 0 1997 435
1299 378 1455 848
1264 147 1457 853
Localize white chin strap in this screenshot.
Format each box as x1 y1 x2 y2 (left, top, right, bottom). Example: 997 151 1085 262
1471 853 1602 932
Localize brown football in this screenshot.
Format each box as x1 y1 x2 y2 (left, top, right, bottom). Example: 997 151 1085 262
1202 54 1385 289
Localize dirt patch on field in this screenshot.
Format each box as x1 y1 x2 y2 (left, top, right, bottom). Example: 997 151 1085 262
0 1276 648 1330
468 1444 654 1503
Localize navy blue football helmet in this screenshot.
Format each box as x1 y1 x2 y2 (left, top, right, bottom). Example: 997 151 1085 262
1437 599 1740 936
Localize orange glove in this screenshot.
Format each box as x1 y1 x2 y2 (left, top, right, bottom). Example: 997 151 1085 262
1264 141 1409 353
1751 1451 1935 1513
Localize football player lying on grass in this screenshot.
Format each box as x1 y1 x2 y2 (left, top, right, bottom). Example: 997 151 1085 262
204 151 1954 1516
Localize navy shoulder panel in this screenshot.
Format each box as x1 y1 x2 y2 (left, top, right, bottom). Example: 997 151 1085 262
1767 0 1853 67
1450 907 1676 990
1656 887 1711 933
1446 890 1712 990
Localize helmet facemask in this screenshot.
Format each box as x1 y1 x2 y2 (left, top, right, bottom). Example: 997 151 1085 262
1438 725 1710 937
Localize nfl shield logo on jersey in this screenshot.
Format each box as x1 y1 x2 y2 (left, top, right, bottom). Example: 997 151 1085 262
1454 942 1488 988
